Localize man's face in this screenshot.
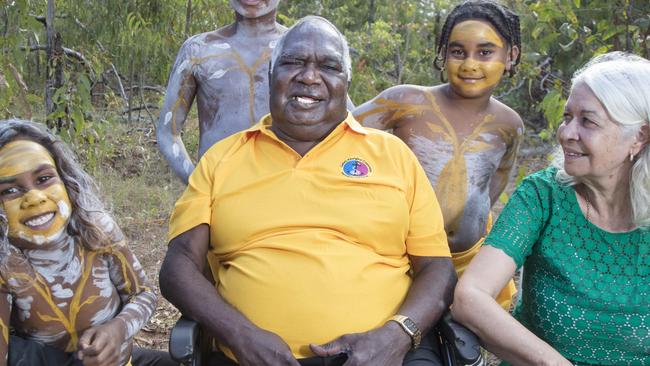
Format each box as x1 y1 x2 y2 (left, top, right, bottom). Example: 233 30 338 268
269 21 348 139
230 0 280 19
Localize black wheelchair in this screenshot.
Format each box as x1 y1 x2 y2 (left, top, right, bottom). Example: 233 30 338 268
168 310 483 366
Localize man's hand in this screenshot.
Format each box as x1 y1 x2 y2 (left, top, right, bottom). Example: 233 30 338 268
229 327 301 366
310 322 411 366
77 318 127 366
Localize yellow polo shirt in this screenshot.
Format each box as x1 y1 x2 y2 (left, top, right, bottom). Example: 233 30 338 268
168 113 450 359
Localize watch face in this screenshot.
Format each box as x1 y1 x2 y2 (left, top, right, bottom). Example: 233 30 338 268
390 315 422 350
404 318 418 332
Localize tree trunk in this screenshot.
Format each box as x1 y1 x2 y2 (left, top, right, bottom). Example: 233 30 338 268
185 0 193 38
625 0 634 51
51 32 65 129
45 0 55 118
45 0 65 130
367 0 376 25
127 56 134 123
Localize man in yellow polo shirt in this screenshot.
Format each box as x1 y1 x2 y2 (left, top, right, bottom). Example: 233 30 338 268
159 16 456 366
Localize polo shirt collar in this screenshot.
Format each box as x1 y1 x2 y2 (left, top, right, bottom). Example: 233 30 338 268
244 111 368 141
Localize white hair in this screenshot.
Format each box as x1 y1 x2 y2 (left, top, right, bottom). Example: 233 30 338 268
553 52 650 228
270 15 352 83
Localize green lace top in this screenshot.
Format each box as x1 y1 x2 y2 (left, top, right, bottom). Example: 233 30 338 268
486 167 650 366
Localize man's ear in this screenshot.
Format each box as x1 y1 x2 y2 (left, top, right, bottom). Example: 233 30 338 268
506 45 520 72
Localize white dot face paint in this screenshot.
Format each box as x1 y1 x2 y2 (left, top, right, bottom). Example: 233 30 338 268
57 200 70 220
0 140 73 247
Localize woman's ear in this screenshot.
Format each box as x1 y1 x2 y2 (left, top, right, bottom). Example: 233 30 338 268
632 123 650 156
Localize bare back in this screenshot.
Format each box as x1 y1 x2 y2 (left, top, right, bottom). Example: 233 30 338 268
354 84 523 252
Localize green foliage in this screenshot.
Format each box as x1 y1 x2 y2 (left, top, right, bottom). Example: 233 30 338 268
537 86 566 140
2 0 650 142
278 0 447 104
504 0 649 133
0 0 40 118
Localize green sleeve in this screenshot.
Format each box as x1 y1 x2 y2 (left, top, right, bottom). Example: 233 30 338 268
484 169 554 269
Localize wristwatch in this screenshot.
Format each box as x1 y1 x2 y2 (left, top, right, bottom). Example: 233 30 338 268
388 314 422 350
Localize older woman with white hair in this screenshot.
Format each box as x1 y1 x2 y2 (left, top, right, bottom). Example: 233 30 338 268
452 51 650 366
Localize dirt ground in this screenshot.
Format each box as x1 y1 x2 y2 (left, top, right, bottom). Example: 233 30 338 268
91 117 550 363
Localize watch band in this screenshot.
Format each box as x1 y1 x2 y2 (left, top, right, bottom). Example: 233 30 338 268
388 314 422 350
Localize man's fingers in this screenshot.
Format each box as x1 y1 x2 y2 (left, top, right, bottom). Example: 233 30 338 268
310 339 347 357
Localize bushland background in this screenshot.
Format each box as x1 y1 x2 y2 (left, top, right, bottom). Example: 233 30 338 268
1 0 649 361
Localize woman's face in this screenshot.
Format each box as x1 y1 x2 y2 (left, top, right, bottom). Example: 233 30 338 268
0 140 72 248
558 81 641 181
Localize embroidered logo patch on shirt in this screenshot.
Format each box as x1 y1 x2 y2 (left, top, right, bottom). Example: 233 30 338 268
341 158 372 178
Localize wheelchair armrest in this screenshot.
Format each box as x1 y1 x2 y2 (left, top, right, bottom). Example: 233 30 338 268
437 310 482 365
169 316 201 365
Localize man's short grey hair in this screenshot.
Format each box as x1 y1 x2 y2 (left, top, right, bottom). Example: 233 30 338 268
270 16 352 83
552 51 650 228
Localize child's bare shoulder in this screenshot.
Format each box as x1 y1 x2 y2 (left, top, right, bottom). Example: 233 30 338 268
374 84 435 104
489 97 524 132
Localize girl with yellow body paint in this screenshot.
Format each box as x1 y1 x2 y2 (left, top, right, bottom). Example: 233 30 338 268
354 0 523 310
0 120 175 366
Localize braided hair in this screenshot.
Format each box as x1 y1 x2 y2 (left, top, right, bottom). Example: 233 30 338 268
434 0 521 79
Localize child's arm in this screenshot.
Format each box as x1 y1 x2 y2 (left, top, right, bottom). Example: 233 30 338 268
0 278 11 366
106 242 157 340
77 242 157 366
489 115 524 205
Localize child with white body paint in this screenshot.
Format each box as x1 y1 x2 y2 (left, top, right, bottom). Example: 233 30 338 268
0 120 175 366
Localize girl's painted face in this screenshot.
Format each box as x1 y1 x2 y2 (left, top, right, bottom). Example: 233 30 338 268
0 140 72 246
445 20 511 99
